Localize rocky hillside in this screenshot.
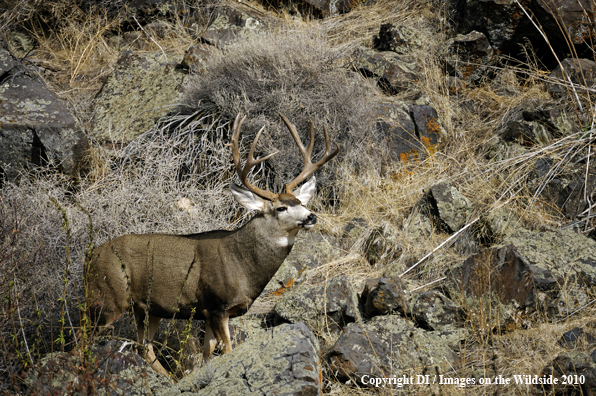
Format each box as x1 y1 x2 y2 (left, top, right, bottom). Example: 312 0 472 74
1 0 596 394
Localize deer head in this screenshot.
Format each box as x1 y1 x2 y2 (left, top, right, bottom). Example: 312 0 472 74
230 113 339 238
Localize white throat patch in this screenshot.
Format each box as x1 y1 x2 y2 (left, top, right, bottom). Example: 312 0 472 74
276 235 297 247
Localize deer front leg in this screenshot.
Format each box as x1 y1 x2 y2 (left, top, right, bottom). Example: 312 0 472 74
202 312 232 360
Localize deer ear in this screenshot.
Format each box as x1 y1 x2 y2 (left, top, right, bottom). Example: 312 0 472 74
230 184 266 211
294 176 316 205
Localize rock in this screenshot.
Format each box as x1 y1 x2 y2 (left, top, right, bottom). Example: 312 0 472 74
548 58 596 97
502 228 596 317
429 183 473 233
559 327 596 349
91 50 186 141
502 120 551 146
170 323 321 396
0 49 89 182
443 31 496 85
410 291 465 332
449 0 596 67
274 276 361 333
201 5 264 48
445 244 558 327
26 340 173 395
522 107 576 138
540 351 596 395
179 43 216 73
527 157 596 219
327 315 456 383
352 46 419 94
375 100 421 164
362 223 401 266
448 244 552 305
362 276 409 317
373 24 419 53
286 0 377 17
409 106 445 154
262 232 342 298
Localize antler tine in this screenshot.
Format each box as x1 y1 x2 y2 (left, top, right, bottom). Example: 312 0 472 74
280 113 340 194
231 114 279 201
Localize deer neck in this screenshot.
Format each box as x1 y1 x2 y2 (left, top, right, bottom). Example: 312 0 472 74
233 215 299 289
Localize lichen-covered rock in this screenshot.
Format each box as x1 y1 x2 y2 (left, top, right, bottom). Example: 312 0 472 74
540 351 596 395
327 315 456 383
375 99 421 164
442 31 496 85
262 232 342 298
502 120 552 146
0 49 89 181
373 24 421 54
201 5 265 48
352 46 419 94
168 323 321 396
410 290 465 332
526 157 596 219
429 183 473 233
180 43 217 73
26 340 173 396
503 228 596 288
91 50 186 141
362 277 409 317
558 327 596 349
409 105 446 154
274 275 361 333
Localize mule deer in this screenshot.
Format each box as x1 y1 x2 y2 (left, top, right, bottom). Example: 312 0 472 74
85 113 339 375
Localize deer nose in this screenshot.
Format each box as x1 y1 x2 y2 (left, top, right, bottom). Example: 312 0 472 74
306 214 317 225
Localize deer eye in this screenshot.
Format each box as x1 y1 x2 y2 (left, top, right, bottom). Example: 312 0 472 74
276 207 287 212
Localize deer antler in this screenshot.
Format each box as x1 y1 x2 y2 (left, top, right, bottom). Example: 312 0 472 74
280 113 340 194
231 114 279 201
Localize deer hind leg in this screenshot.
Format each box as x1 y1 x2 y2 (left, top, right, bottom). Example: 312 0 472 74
135 309 168 376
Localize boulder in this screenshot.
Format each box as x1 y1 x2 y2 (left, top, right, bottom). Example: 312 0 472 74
449 0 596 67
0 49 89 182
540 351 596 395
26 340 173 396
201 5 265 48
91 50 186 141
410 290 465 332
548 58 596 98
409 105 446 154
442 30 496 85
559 327 596 349
352 46 419 95
327 315 456 383
375 100 421 164
169 323 321 396
373 24 420 54
361 276 409 317
274 276 361 333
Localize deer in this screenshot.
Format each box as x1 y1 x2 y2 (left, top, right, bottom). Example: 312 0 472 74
84 113 339 376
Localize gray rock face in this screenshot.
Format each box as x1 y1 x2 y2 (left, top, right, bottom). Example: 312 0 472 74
327 315 456 383
201 5 265 48
91 50 186 141
410 291 465 332
442 30 496 85
352 46 419 94
0 49 89 181
26 341 173 396
362 277 409 317
168 323 321 396
274 276 361 333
